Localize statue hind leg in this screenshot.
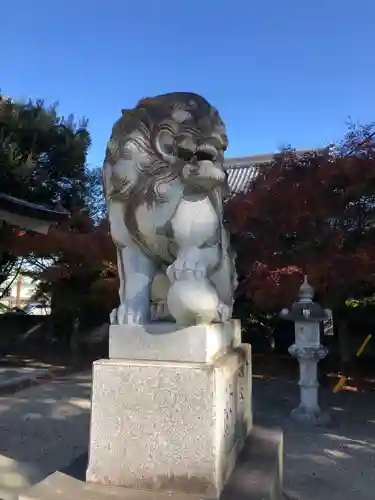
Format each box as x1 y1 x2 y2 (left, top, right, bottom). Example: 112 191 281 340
208 231 238 323
210 260 236 322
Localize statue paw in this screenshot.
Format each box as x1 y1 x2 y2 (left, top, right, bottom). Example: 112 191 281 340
214 303 231 323
109 304 148 325
167 259 207 283
110 308 119 325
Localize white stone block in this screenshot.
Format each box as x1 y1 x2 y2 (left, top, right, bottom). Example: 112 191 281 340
86 345 252 498
109 320 241 363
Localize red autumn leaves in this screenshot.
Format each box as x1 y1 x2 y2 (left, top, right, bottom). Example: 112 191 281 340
225 127 375 309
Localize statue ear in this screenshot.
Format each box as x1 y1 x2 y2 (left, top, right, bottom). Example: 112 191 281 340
136 97 152 107
116 108 144 136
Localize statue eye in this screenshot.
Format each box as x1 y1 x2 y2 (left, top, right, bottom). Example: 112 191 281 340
156 130 175 155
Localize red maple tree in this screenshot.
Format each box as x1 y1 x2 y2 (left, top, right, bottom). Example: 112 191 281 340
10 211 118 317
225 123 375 313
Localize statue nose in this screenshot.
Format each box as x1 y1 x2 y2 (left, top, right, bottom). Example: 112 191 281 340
201 136 223 152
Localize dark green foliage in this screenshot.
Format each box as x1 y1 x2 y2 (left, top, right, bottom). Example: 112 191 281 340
84 166 106 222
0 95 91 211
0 95 94 287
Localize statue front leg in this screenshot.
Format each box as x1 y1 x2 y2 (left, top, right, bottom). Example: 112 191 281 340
112 244 156 325
107 199 156 325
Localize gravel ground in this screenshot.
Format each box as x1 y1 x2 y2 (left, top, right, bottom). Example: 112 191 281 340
0 369 374 500
253 377 375 500
0 372 91 500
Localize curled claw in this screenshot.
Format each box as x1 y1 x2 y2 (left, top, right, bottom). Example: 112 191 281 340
193 262 206 281
110 304 148 325
116 304 127 325
110 308 118 325
167 259 207 283
214 303 231 323
127 310 143 325
166 261 186 282
175 262 188 281
166 262 178 282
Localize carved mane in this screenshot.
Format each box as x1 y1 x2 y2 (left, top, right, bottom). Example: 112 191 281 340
102 92 228 258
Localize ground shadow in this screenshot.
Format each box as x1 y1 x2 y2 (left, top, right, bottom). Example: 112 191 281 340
0 372 92 499
253 377 375 500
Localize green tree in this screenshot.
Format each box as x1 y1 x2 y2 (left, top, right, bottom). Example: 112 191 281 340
0 94 92 287
84 166 107 222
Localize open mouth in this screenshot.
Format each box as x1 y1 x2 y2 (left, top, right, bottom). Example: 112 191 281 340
177 145 219 164
195 150 215 162
177 147 195 162
195 144 218 163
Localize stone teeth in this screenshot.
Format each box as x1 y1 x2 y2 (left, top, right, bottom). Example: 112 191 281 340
197 144 218 156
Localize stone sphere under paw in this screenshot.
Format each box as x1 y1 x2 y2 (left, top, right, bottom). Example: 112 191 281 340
167 279 219 325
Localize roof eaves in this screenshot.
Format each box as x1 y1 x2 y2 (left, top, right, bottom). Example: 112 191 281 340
0 193 69 222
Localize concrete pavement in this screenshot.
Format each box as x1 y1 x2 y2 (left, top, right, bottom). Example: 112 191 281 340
0 368 49 394
0 372 91 500
253 377 375 500
0 368 375 500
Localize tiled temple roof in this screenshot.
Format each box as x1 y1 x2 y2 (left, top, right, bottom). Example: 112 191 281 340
224 153 275 195
224 149 324 195
0 193 69 234
0 194 68 222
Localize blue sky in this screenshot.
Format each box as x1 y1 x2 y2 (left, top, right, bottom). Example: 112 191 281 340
2 0 375 167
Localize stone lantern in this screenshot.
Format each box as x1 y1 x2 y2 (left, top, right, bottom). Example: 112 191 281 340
280 276 330 424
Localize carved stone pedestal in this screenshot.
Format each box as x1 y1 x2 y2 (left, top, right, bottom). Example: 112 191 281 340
17 321 284 500
20 426 284 500
288 344 329 424
108 320 242 363
86 323 252 499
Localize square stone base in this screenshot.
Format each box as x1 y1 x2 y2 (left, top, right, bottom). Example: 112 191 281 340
109 320 241 363
20 426 283 500
86 345 252 498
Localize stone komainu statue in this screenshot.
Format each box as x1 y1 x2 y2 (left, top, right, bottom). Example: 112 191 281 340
102 92 237 325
